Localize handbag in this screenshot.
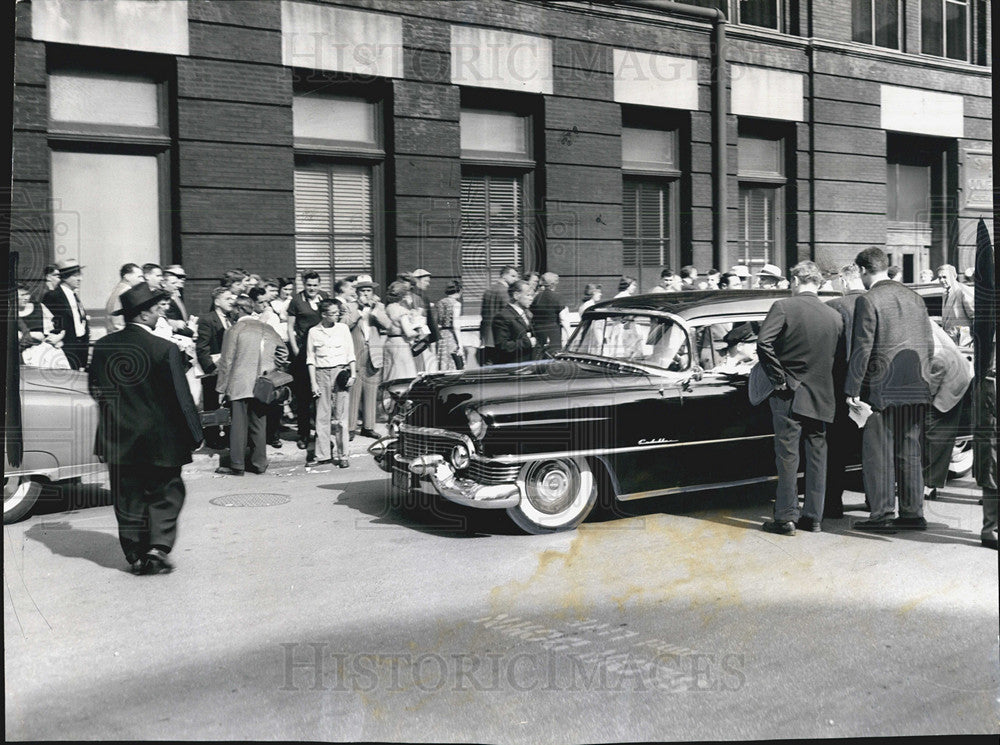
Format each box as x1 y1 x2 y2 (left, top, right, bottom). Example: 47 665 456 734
451 351 465 370
410 335 431 356
253 368 293 405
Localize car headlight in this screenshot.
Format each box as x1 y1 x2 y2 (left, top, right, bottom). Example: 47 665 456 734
450 444 471 470
381 389 396 416
466 409 487 440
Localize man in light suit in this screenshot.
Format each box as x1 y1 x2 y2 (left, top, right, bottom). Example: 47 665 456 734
215 296 288 476
89 283 203 574
355 279 391 438
491 279 538 365
756 261 843 535
922 322 974 501
846 247 935 531
334 278 364 439
479 265 520 365
937 263 974 344
42 258 90 369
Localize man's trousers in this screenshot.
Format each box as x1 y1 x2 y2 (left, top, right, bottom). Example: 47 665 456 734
770 392 828 523
862 403 927 520
108 463 186 562
229 397 268 472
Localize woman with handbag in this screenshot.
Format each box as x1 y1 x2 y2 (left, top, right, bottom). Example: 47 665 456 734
382 280 419 382
306 299 356 467
435 281 464 371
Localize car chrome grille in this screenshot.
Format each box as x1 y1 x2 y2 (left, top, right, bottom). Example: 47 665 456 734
466 461 521 485
398 430 520 485
399 431 457 460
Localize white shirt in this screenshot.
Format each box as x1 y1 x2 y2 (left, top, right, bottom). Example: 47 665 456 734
306 322 356 368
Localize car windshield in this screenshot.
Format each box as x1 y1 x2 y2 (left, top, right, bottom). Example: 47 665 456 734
563 313 690 371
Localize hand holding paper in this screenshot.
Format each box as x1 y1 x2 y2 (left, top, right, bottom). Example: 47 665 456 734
847 398 873 428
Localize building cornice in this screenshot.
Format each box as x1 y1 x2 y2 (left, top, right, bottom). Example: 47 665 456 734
540 1 992 78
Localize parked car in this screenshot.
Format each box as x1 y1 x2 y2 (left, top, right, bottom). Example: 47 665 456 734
4 365 105 524
371 289 974 533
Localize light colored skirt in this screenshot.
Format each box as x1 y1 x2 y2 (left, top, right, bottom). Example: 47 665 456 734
383 337 417 381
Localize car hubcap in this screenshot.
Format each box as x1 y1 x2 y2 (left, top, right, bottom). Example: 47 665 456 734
524 460 579 515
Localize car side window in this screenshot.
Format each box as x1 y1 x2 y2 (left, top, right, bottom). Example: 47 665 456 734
695 320 760 374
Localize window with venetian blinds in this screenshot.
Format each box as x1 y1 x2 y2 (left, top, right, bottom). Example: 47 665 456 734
460 173 523 302
293 164 374 281
623 180 671 278
738 187 776 265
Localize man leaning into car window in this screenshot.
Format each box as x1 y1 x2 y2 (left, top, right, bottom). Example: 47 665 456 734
757 261 843 536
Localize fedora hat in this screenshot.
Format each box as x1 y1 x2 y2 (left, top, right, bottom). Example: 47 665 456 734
163 264 187 278
411 268 431 278
113 282 170 317
354 279 378 290
756 263 783 278
56 258 84 277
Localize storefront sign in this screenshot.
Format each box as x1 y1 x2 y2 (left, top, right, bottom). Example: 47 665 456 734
963 149 993 211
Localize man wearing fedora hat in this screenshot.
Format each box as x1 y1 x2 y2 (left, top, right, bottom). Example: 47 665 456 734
754 263 784 290
355 278 391 438
89 283 203 574
42 258 90 369
162 264 193 333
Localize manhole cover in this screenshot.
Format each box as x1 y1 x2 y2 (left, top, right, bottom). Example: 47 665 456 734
210 493 290 508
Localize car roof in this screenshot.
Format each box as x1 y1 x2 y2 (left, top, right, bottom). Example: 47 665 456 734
586 289 792 320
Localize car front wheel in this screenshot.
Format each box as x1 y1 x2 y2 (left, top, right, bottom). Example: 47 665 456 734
3 476 43 524
506 457 596 534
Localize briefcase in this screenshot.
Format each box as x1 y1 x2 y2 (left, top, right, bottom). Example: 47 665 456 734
253 369 294 405
200 407 231 427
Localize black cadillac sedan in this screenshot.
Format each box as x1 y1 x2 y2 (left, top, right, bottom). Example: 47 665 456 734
371 290 963 534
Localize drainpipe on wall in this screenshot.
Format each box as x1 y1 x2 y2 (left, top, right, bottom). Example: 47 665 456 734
616 0 728 268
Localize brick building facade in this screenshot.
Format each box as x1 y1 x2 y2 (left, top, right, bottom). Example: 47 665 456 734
11 0 993 319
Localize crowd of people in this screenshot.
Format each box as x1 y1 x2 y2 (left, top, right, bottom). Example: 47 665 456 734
15 249 994 572
753 249 994 551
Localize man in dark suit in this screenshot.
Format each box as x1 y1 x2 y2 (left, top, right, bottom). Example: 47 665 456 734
42 258 90 369
197 286 236 448
846 246 934 531
531 272 570 354
823 263 867 518
491 279 538 365
479 265 520 365
89 283 203 574
756 261 843 535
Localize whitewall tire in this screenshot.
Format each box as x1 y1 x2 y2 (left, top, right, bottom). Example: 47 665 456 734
3 476 43 524
506 457 596 534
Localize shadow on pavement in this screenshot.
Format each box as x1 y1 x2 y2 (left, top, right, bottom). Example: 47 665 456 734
319 477 511 538
24 521 124 570
31 481 114 518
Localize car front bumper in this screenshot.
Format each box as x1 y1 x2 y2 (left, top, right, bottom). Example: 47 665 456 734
369 438 520 509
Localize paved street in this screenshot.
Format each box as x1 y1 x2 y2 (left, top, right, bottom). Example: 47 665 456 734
5 443 998 741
